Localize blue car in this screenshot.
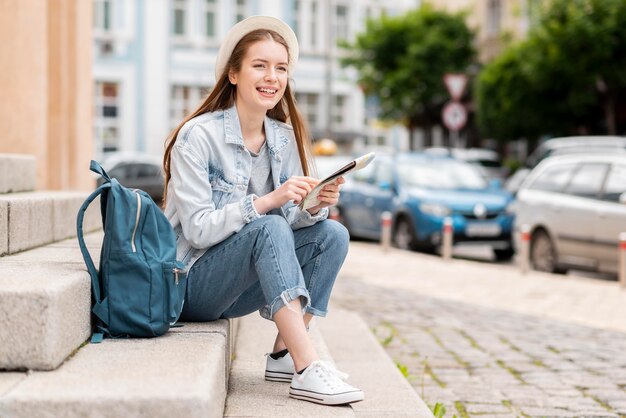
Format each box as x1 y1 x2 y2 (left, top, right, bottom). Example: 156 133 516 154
336 153 516 260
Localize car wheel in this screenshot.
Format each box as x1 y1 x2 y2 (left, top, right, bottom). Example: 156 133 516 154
530 230 565 274
493 247 515 261
393 217 417 251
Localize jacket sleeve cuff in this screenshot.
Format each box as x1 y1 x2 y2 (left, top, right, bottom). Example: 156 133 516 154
240 194 264 223
304 206 329 221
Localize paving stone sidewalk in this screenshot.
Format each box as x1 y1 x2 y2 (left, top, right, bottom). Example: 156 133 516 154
330 242 626 418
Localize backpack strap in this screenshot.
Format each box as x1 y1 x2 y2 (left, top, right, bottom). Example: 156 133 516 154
89 160 111 182
76 183 110 304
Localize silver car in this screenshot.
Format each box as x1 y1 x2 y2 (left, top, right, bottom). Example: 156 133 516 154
514 154 626 275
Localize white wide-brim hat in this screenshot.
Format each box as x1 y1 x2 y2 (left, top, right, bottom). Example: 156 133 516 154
215 16 299 80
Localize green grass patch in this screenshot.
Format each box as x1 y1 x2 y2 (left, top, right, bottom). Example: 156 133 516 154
496 359 526 384
373 321 399 347
454 401 470 418
532 358 546 368
424 361 447 388
458 329 484 351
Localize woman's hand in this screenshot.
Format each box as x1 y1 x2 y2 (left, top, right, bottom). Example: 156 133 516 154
254 176 319 214
307 176 345 215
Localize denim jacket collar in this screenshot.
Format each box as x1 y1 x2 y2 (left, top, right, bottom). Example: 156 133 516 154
223 104 290 158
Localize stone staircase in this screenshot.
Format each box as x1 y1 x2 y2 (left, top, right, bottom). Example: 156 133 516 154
0 153 433 417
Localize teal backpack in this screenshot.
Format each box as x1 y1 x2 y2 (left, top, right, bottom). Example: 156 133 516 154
76 160 187 342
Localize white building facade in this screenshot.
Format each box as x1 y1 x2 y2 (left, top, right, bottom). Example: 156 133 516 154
93 0 418 158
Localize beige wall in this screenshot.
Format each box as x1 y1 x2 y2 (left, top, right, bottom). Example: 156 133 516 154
436 0 530 63
0 0 94 191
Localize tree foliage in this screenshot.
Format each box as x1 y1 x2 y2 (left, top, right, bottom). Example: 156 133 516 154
477 0 626 141
340 5 475 142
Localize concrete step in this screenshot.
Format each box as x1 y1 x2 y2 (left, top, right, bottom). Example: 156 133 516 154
0 191 101 257
0 233 102 370
0 320 237 418
0 154 36 194
224 309 434 417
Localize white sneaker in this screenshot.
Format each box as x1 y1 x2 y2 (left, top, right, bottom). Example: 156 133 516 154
265 352 295 383
289 360 365 405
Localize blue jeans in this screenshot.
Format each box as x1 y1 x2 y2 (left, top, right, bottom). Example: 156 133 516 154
180 215 349 321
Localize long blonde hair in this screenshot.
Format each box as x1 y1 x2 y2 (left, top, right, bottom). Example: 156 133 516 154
162 29 312 207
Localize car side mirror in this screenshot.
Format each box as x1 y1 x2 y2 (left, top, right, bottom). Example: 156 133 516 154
619 192 626 204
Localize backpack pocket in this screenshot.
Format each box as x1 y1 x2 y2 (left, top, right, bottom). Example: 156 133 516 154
162 261 187 324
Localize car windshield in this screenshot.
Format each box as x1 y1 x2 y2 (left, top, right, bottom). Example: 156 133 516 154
397 160 487 190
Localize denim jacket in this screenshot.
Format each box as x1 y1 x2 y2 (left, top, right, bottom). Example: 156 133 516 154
164 104 328 273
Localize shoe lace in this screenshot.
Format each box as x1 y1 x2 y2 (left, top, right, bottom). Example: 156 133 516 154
298 360 349 388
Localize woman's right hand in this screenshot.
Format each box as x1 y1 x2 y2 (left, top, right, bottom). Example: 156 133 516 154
254 176 319 214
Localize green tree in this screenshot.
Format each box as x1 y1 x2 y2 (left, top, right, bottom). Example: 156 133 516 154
340 5 475 148
477 0 626 142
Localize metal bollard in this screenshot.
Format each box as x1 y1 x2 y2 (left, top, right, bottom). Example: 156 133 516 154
381 211 392 252
620 233 626 289
519 224 531 274
442 217 453 260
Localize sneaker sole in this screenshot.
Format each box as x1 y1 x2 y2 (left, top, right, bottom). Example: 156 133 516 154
289 387 365 405
265 370 292 383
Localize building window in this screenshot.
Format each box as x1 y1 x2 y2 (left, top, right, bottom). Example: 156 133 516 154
332 95 347 127
170 85 210 128
93 0 112 32
204 0 218 38
296 93 319 128
293 0 300 39
333 4 349 43
487 0 502 35
296 0 323 51
310 1 317 49
365 135 386 147
173 0 187 36
94 82 120 153
235 0 248 23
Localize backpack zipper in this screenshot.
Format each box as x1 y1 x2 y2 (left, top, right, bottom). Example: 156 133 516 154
173 267 185 285
131 192 141 252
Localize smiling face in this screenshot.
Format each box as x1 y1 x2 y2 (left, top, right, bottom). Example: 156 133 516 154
228 38 289 117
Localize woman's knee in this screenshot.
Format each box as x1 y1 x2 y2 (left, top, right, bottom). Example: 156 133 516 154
318 219 350 255
254 214 292 236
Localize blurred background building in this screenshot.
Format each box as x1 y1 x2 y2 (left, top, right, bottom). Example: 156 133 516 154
0 0 554 191
436 0 537 63
93 0 419 159
0 0 93 190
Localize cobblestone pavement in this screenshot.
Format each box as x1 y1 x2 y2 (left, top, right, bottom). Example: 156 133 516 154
330 242 626 418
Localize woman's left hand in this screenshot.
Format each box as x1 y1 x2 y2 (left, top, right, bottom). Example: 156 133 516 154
307 177 345 215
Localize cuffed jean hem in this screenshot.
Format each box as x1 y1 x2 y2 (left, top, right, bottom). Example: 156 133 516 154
259 286 310 320
304 306 328 317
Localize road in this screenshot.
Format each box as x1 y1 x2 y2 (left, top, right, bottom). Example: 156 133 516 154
330 241 626 418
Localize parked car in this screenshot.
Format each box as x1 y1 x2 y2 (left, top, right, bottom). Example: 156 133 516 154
504 167 531 195
526 136 626 168
98 153 165 204
513 153 626 275
337 153 516 260
424 147 507 181
505 136 626 195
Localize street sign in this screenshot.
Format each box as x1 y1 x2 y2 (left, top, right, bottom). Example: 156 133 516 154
444 73 468 101
442 101 467 131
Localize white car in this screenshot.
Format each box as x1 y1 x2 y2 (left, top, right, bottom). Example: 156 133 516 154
513 153 626 274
